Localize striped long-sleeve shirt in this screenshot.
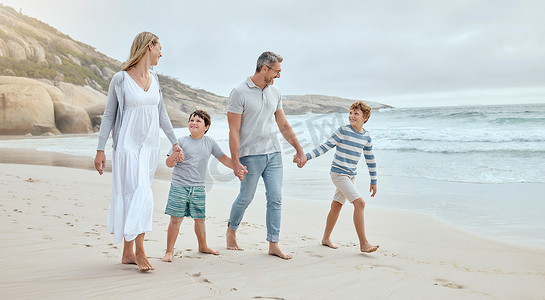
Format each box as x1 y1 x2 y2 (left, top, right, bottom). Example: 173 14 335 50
305 125 377 185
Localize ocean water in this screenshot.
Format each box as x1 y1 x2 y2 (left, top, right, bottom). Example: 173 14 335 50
1 103 544 248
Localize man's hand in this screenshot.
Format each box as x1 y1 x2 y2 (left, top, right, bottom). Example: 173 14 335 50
293 151 307 168
94 150 106 175
370 184 377 197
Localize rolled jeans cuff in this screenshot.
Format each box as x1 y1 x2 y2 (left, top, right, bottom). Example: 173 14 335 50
228 222 239 232
267 233 279 243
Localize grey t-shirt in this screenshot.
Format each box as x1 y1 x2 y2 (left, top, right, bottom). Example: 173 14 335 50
227 77 283 158
168 135 225 187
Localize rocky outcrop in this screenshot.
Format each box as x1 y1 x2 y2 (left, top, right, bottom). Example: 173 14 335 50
55 82 106 108
0 4 394 136
0 76 99 135
282 95 393 115
53 101 92 133
0 80 56 134
29 124 60 135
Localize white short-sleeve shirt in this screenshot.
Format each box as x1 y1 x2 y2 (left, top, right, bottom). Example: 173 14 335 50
227 77 283 157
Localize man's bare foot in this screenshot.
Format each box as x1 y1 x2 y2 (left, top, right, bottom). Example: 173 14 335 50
199 246 220 255
162 251 174 262
226 228 243 250
135 252 155 271
268 242 293 260
360 243 379 253
321 239 339 249
122 253 136 265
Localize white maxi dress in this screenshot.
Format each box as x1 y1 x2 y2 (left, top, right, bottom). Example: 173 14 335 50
109 71 161 243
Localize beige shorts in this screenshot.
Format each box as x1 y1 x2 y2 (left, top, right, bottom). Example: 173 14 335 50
330 172 361 204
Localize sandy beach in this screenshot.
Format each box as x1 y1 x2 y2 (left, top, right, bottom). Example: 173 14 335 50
2 158 545 299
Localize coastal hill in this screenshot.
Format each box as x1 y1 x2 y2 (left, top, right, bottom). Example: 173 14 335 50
0 4 390 135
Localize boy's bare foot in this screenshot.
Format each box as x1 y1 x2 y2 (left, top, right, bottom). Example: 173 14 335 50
199 246 220 255
121 253 136 265
226 228 243 250
360 243 379 253
268 242 293 260
135 252 155 271
321 239 339 249
162 251 174 262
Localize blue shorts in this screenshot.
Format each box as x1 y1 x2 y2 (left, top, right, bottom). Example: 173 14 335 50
165 185 206 219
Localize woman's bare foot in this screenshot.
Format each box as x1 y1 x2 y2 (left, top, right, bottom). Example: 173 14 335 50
321 239 339 249
360 243 379 253
135 252 155 271
199 246 220 255
226 228 243 250
121 253 136 265
162 251 174 262
268 242 293 260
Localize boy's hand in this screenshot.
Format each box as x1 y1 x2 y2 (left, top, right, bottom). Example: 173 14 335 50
172 143 182 152
370 184 377 197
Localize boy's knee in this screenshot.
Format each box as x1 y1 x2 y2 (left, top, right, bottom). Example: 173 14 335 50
170 217 183 226
331 200 343 210
352 198 365 208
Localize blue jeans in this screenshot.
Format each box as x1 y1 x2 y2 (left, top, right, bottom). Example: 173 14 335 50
228 152 283 242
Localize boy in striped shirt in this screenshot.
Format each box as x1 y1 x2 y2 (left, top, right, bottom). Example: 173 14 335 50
301 101 379 253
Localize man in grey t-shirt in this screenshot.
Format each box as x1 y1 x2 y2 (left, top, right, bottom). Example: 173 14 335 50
226 51 307 259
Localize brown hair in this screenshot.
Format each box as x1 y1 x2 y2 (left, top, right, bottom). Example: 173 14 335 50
121 32 159 71
189 110 211 133
350 101 371 121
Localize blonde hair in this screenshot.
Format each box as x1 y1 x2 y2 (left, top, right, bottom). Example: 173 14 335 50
350 101 371 119
121 32 159 71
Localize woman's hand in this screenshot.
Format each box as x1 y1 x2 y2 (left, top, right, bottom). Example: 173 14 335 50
172 143 184 162
94 150 106 175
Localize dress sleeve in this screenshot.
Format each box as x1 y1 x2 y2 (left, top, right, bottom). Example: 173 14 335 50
155 73 178 145
96 74 119 151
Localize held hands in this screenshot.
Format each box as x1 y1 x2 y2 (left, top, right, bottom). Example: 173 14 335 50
172 143 184 162
233 161 248 181
292 151 308 168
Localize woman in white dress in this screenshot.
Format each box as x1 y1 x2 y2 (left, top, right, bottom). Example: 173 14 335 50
94 32 183 271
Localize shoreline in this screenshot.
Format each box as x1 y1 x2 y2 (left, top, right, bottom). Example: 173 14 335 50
2 162 545 298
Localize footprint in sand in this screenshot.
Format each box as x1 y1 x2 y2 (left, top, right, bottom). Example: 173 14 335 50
369 264 402 272
434 278 464 289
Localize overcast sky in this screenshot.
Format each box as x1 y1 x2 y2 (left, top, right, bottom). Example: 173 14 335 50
2 0 544 107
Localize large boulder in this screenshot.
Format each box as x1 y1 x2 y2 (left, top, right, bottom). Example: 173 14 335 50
0 76 64 102
55 82 106 108
29 124 60 136
0 83 56 134
53 101 92 133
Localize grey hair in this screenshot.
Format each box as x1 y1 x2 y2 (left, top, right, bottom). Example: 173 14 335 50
256 51 283 72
